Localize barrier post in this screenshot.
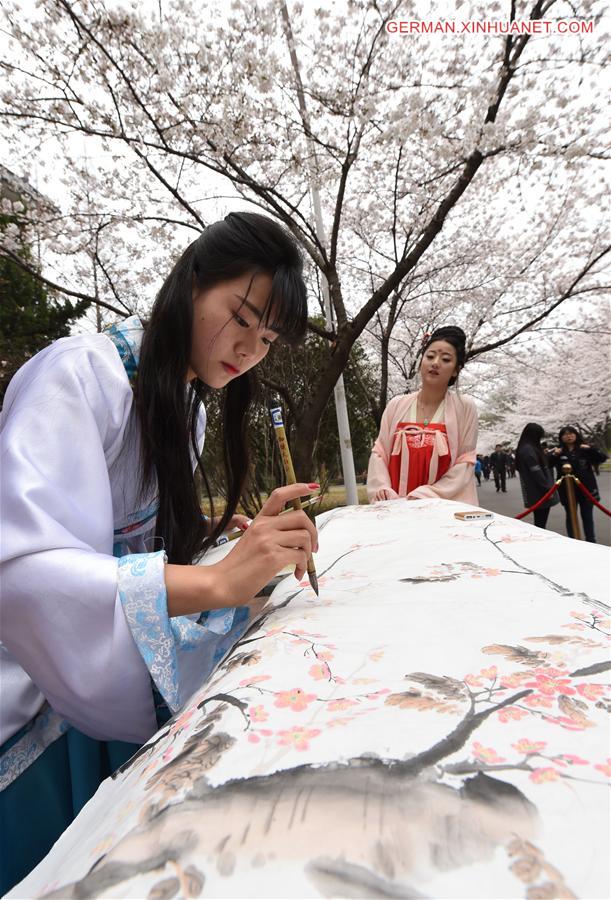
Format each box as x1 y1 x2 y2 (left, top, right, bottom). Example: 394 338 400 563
562 463 582 541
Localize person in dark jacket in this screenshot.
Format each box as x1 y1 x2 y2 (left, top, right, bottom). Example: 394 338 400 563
515 424 559 529
490 445 507 492
551 425 607 543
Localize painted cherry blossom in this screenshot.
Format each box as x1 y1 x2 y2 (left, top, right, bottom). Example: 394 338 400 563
309 663 330 681
168 707 197 736
575 683 605 701
500 672 531 688
594 759 611 777
273 688 317 712
552 754 588 767
248 728 273 744
248 705 268 723
523 694 554 709
480 666 498 680
530 768 560 784
465 665 502 687
263 627 284 637
513 739 547 755
542 715 588 732
239 674 271 687
470 568 502 578
366 689 390 699
497 706 529 723
326 698 357 712
276 727 321 752
524 669 576 697
472 742 506 764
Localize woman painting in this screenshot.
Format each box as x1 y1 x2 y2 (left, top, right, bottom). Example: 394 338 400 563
0 212 318 891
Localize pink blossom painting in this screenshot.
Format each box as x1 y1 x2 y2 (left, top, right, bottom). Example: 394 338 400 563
10 500 610 899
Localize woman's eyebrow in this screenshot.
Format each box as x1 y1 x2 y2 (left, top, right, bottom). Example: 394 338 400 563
234 294 262 320
234 294 280 333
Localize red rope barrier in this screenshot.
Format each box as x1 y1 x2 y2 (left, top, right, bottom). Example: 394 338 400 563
515 480 561 520
574 478 611 517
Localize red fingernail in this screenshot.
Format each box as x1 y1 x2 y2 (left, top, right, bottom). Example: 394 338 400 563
308 483 320 489
240 523 249 531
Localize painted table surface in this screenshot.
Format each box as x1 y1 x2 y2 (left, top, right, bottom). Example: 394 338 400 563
10 499 610 900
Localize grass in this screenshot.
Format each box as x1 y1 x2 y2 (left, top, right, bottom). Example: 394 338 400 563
317 483 370 513
203 483 369 518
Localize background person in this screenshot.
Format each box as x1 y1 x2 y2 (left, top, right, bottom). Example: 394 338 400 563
515 423 559 529
551 425 607 543
507 450 516 478
482 455 491 481
367 326 478 505
490 444 508 493
0 212 318 892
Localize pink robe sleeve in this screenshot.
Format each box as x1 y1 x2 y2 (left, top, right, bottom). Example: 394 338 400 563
366 397 404 502
408 393 479 505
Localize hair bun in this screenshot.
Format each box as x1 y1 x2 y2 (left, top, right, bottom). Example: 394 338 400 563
429 325 466 349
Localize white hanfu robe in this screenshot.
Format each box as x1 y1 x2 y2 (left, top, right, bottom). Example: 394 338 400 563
0 317 243 787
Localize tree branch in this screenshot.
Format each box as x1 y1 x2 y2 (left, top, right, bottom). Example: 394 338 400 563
0 247 126 316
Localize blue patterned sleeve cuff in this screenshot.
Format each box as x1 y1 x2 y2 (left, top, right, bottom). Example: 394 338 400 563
117 552 239 713
118 552 180 711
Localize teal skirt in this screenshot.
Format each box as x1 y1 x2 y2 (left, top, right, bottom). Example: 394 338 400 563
0 726 139 894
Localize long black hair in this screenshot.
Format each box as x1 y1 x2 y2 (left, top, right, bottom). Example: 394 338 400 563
421 325 467 386
515 422 546 472
558 425 583 449
136 212 308 564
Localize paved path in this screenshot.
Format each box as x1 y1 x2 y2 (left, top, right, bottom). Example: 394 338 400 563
476 470 611 548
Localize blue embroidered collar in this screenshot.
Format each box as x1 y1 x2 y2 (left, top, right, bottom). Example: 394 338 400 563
104 316 144 386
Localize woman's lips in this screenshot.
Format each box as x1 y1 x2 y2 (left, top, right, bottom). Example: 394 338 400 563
222 362 240 375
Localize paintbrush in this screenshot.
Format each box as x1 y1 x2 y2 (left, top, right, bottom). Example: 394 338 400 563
269 405 320 595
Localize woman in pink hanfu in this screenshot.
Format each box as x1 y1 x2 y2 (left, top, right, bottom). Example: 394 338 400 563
367 326 479 506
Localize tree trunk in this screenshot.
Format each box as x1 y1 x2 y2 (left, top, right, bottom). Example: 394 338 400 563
291 328 356 480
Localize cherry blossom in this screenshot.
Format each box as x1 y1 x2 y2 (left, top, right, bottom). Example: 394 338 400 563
512 739 547 755
248 705 269 723
276 727 321 751
1 0 608 472
497 706 529 723
308 663 330 681
524 670 576 697
326 698 357 712
593 759 611 777
523 694 554 709
529 768 560 784
575 683 605 701
552 755 588 767
472 742 506 764
273 688 317 712
239 675 271 687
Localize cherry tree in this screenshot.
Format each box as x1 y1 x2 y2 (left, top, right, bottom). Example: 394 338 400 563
475 314 611 449
1 0 609 477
